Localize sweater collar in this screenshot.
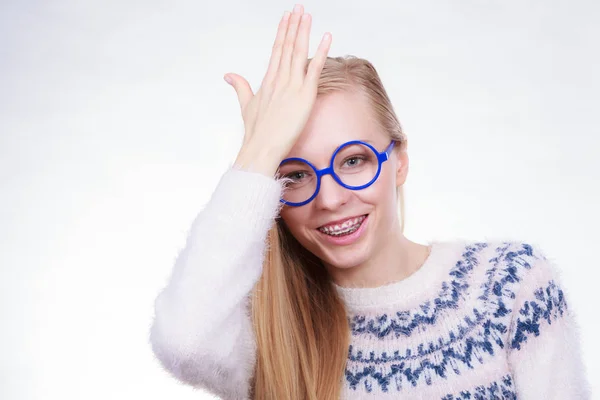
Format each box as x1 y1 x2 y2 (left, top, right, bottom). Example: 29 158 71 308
332 240 469 310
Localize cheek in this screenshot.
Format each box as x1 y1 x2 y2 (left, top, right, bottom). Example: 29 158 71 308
364 170 397 203
358 173 398 219
280 208 319 252
280 208 310 236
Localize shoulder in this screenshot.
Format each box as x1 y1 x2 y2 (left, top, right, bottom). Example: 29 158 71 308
452 239 559 283
448 239 567 316
432 239 550 281
475 240 572 347
484 239 564 291
429 238 565 310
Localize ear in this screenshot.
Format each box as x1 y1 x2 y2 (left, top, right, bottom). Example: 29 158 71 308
395 141 409 187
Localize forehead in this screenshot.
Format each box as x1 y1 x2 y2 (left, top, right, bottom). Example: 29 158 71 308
285 90 388 160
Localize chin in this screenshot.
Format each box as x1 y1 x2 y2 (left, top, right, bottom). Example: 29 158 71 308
311 243 371 269
325 254 367 270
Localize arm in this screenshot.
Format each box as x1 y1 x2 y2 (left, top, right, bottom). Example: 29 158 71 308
148 166 283 400
507 249 591 399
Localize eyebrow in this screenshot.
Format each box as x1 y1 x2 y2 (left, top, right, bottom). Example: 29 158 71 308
283 139 382 161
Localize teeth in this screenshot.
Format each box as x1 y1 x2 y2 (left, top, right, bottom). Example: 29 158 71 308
318 215 366 235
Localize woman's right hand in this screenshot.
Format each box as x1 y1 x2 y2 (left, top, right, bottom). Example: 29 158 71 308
226 4 332 176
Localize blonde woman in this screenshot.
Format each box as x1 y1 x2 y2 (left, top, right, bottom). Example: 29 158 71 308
149 4 590 399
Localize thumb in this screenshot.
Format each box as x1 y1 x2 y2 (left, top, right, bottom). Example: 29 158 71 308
224 73 253 111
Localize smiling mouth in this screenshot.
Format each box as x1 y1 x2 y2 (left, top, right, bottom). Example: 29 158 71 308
317 214 368 236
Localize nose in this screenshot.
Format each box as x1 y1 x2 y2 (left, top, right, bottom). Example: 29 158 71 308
313 174 350 210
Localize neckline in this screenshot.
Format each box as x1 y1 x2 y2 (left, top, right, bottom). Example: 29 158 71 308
332 240 464 309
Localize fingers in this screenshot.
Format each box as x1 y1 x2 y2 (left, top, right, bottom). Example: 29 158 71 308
224 73 254 111
257 4 331 94
277 4 304 85
290 12 311 85
305 32 332 87
262 10 291 89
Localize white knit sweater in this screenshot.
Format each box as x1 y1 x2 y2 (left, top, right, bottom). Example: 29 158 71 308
149 167 591 399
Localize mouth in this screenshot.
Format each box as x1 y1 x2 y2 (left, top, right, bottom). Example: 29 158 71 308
317 214 368 237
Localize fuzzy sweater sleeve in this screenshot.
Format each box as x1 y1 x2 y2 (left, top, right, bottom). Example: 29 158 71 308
148 166 283 400
507 248 591 399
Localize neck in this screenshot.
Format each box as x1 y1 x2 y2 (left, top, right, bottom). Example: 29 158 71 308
324 224 431 289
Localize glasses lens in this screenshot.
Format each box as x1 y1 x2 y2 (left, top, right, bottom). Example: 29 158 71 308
277 159 317 204
333 143 379 188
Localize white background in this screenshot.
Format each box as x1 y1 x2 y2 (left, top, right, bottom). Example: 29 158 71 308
1 0 598 398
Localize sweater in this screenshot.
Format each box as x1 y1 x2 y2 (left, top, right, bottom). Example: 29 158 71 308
149 167 591 400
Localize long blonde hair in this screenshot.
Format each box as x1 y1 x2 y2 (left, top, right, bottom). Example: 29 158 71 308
250 55 407 400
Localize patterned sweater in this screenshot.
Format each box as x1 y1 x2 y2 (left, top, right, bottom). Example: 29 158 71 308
149 167 590 399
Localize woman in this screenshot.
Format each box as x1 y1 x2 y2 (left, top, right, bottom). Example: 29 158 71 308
149 4 590 399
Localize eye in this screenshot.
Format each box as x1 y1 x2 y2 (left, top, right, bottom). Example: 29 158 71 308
344 156 365 167
286 171 307 181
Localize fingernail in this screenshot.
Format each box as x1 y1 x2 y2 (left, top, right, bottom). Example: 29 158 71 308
293 4 302 13
224 75 232 84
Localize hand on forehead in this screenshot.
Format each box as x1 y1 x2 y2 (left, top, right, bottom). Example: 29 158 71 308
286 91 388 163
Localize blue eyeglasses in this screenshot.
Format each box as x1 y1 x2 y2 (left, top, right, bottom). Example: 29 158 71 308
277 139 397 207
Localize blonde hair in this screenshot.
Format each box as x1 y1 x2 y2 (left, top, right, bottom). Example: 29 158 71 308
250 55 407 399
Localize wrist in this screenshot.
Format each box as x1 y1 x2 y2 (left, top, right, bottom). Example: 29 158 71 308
234 143 284 177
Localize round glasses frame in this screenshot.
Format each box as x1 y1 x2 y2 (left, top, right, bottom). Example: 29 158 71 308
278 139 397 207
